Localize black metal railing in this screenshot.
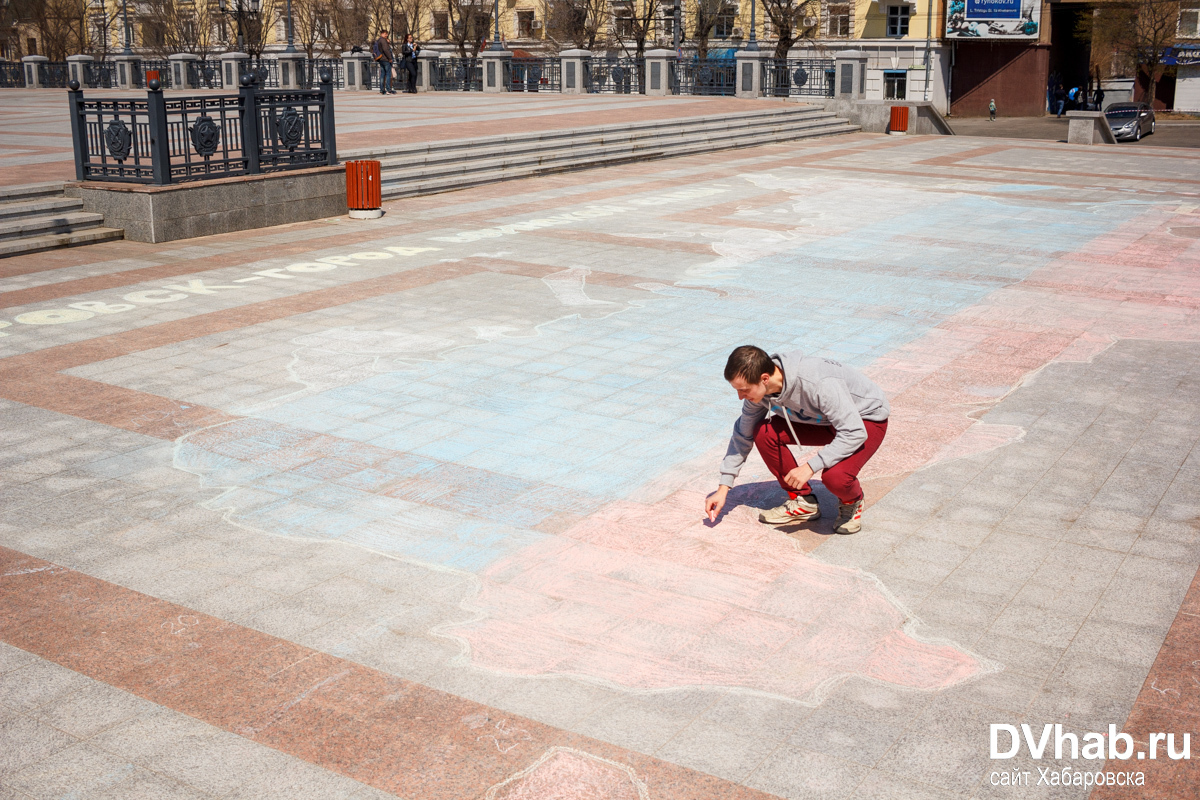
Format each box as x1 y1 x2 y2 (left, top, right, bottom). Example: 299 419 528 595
132 59 172 88
585 58 643 94
431 58 482 91
674 58 736 96
762 59 834 98
300 58 344 89
68 71 337 186
185 60 224 89
238 58 279 88
0 62 24 87
82 61 118 89
40 61 71 88
510 57 560 92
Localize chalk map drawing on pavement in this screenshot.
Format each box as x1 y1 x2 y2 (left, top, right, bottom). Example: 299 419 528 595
170 168 1200 705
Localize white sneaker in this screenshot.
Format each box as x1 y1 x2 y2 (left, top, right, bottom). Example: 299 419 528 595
834 495 864 535
759 493 820 524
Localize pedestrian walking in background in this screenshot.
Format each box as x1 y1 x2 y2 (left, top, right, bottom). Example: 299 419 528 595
401 34 420 94
373 30 395 95
1054 85 1066 118
989 99 996 121
1094 86 1106 111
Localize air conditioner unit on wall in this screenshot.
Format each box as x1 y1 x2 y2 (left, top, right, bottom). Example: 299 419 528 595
732 26 744 36
531 19 542 28
802 15 817 26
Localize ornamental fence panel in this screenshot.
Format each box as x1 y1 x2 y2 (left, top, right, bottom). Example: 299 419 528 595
430 58 483 91
674 58 736 96
68 71 336 186
584 58 643 94
83 61 118 89
510 57 560 92
237 58 279 88
132 59 172 88
0 62 24 87
762 58 834 98
300 59 344 89
41 62 71 88
184 60 224 89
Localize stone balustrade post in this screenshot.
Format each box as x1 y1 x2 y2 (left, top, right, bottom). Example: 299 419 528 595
735 50 767 98
220 51 249 89
559 49 590 94
341 51 371 91
66 54 94 87
643 49 675 96
833 49 868 100
22 55 48 89
416 50 438 91
168 52 199 89
481 48 511 93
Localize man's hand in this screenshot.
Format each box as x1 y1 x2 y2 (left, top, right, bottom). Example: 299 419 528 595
783 463 815 492
705 485 730 522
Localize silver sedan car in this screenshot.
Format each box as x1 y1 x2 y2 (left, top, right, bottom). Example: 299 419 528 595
1104 103 1156 141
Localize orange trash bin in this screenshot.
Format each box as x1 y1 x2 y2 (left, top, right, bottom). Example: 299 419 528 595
346 160 383 219
889 106 910 135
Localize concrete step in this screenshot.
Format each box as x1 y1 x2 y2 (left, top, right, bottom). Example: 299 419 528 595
379 118 859 200
0 211 109 243
0 196 85 221
380 119 850 192
345 105 835 161
371 111 847 174
379 116 858 199
0 181 67 204
0 226 125 257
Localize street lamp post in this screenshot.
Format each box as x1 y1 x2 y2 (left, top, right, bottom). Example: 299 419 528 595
217 0 261 52
746 0 757 51
284 0 296 53
490 0 503 50
120 0 133 55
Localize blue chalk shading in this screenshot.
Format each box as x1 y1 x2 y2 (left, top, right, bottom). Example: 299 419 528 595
178 190 1144 575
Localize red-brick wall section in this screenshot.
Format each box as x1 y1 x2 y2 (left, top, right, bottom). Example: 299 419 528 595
951 42 1050 117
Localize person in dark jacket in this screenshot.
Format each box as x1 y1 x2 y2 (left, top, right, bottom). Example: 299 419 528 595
373 31 394 94
401 34 420 93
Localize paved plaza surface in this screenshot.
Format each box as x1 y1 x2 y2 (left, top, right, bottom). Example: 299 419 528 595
1 123 1200 800
0 90 792 188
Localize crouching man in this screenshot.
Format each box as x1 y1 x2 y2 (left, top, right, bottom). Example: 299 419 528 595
704 345 890 534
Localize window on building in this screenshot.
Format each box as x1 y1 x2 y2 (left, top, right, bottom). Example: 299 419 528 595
1181 8 1200 37
884 70 907 99
316 16 332 39
27 37 38 55
886 5 910 36
828 3 850 36
216 17 228 43
714 6 738 37
612 2 635 37
517 9 535 36
433 12 449 38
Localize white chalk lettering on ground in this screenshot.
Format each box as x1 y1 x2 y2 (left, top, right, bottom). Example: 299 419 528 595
0 246 441 337
428 187 728 244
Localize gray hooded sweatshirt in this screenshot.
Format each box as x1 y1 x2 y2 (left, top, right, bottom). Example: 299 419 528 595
719 351 889 488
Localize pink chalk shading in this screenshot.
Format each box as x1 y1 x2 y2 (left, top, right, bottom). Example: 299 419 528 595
485 748 649 800
447 489 986 703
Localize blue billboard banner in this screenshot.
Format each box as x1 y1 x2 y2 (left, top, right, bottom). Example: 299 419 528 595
965 0 1021 19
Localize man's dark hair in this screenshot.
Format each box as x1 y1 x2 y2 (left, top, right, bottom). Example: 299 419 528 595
724 345 775 384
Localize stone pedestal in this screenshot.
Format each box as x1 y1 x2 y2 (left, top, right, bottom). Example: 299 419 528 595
66 54 94 87
734 49 767 98
832 49 868 100
644 49 675 96
559 49 590 94
220 52 249 89
481 49 511 92
417 50 438 91
1066 110 1117 145
278 53 304 89
341 52 371 91
112 55 137 89
168 53 199 89
22 55 47 89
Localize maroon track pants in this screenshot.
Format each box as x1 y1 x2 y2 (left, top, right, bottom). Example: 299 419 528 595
752 416 888 505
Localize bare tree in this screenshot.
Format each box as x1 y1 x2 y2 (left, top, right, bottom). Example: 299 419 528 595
19 0 88 60
137 0 221 56
610 0 659 56
445 0 497 55
761 0 820 57
329 0 372 49
1083 0 1179 107
544 0 607 49
691 0 723 58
